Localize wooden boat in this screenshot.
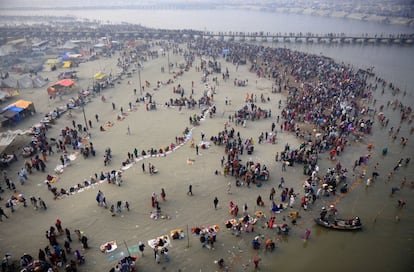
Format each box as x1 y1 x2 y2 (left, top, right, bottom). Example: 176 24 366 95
314 217 362 230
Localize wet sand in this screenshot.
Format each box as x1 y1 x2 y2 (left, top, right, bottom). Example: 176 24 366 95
0 41 413 272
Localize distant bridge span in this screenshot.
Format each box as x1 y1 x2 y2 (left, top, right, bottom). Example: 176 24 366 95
0 25 412 46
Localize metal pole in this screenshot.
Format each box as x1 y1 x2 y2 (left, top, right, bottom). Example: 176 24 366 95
186 224 189 248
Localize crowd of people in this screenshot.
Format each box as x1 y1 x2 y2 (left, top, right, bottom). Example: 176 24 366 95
0 28 412 272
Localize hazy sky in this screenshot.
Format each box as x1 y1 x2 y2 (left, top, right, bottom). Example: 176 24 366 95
0 0 410 8
1 0 212 8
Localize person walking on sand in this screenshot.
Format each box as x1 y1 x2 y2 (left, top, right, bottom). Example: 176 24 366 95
289 194 295 208
0 207 8 221
39 197 47 210
110 205 115 216
282 161 287 171
65 228 72 242
142 163 145 173
227 182 231 194
161 188 166 201
243 203 248 214
196 145 199 155
278 177 285 188
96 190 104 206
213 197 219 210
187 184 193 196
269 187 275 200
30 196 38 210
138 241 145 256
55 219 64 234
116 201 122 213
154 248 160 264
81 234 88 249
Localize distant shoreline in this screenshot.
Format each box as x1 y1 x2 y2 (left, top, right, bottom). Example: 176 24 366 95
1 6 413 27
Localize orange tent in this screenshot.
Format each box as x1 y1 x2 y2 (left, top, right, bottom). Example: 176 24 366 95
11 100 33 109
54 79 75 87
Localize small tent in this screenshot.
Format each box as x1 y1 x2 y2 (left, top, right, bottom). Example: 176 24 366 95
17 76 33 89
43 58 61 71
94 72 106 80
32 75 47 88
62 61 72 68
1 77 18 89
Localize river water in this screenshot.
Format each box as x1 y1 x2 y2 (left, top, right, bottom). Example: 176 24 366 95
2 8 414 92
2 7 414 271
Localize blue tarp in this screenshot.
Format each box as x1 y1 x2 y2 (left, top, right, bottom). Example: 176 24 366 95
1 105 23 113
8 106 24 112
107 244 140 262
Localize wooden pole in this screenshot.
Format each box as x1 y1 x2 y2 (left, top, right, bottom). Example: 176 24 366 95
186 224 190 248
138 68 142 96
123 240 131 257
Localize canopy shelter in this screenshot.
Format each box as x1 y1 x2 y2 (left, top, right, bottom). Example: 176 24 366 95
47 79 77 97
62 61 72 68
66 52 83 59
45 58 60 65
54 79 75 87
94 72 107 81
43 58 61 71
11 100 34 109
58 71 77 80
0 100 35 127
